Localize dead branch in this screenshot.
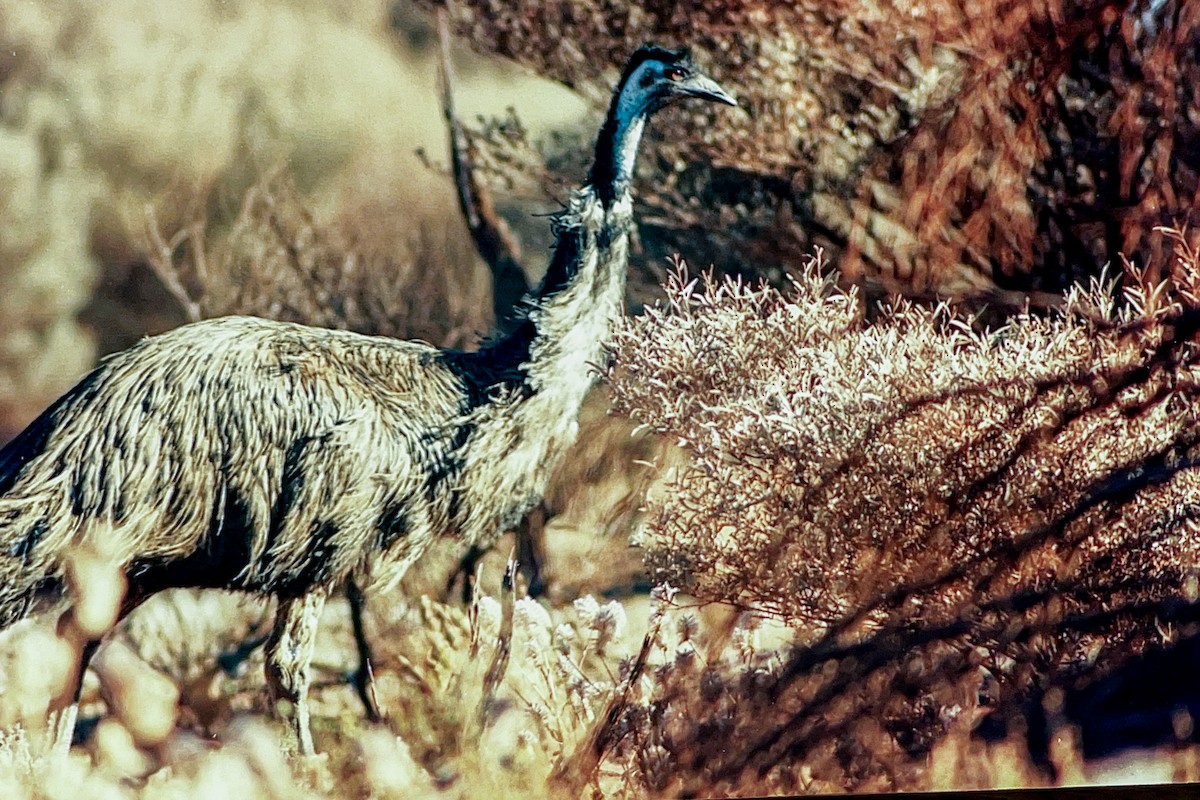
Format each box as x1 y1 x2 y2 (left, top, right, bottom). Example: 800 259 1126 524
435 7 529 327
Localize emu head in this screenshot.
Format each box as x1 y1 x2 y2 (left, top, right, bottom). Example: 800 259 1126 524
614 45 737 119
593 45 735 206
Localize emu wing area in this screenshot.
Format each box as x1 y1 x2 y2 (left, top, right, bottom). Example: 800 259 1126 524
0 316 466 600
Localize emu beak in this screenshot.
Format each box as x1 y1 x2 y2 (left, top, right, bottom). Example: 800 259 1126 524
682 74 737 106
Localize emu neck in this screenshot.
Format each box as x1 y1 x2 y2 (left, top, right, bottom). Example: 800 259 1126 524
450 187 629 543
590 94 648 209
451 186 632 409
441 187 630 546
520 187 630 403
452 80 649 412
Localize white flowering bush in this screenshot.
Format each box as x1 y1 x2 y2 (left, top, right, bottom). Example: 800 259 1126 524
597 236 1200 791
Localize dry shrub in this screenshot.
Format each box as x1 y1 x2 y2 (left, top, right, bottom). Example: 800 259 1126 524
426 0 1200 309
595 230 1200 792
0 98 103 440
0 0 477 433
849 0 1200 302
609 243 1200 625
141 170 491 348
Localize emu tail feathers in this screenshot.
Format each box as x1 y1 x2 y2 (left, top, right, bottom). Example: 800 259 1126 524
0 501 65 631
0 377 85 630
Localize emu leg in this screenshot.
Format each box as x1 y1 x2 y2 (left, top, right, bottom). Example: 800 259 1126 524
447 544 485 604
344 581 381 722
265 592 326 756
47 636 101 756
446 502 551 604
516 503 548 598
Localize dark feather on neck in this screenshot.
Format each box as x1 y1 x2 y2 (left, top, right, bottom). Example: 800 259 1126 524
589 112 625 210
436 214 587 401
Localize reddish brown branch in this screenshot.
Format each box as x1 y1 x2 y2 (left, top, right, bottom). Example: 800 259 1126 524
435 7 529 327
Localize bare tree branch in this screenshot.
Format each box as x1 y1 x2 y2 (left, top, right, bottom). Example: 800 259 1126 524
143 204 203 324
435 6 529 328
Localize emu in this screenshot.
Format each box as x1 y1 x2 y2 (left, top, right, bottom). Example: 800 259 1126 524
0 45 734 754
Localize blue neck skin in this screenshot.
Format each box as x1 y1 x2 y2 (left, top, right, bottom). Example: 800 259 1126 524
589 75 654 209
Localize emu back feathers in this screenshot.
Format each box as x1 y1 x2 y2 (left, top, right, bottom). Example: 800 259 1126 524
0 316 469 622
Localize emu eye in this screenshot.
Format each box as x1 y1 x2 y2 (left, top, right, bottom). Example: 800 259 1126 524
665 67 687 82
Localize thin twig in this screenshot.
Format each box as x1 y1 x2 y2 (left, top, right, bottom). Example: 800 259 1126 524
478 550 517 727
143 204 204 323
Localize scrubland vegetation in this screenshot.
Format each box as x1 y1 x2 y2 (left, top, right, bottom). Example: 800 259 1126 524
1 0 1199 797
6 238 1200 797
